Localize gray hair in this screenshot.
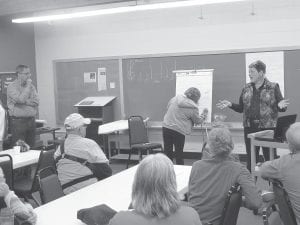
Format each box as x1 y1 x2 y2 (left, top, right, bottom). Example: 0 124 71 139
208 127 234 158
286 122 300 154
16 64 29 74
131 153 180 218
184 87 201 104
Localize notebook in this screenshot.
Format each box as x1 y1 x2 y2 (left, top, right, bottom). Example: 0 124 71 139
255 114 297 142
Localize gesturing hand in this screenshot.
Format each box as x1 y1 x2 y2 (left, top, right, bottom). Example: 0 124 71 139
278 99 289 109
216 100 232 109
26 78 32 88
200 108 209 120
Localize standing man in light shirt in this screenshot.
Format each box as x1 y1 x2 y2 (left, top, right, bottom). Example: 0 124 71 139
7 65 39 148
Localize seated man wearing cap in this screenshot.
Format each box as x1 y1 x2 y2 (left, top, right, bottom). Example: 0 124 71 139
54 113 112 194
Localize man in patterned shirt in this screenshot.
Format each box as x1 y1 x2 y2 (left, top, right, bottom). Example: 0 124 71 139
217 60 289 172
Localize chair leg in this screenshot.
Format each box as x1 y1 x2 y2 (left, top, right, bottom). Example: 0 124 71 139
139 150 142 162
127 151 132 169
22 194 41 207
22 195 30 203
31 194 41 206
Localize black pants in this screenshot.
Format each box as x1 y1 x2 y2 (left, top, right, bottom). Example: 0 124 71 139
162 127 185 165
10 117 36 148
244 126 276 172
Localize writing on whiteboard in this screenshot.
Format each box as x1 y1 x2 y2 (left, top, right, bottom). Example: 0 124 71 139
174 69 213 123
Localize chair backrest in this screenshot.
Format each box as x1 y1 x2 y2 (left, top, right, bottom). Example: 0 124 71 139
31 149 56 192
37 166 64 204
272 179 297 225
0 154 13 209
128 116 148 146
0 154 13 189
219 184 242 225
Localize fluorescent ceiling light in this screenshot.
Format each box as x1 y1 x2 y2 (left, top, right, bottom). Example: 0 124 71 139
12 0 247 23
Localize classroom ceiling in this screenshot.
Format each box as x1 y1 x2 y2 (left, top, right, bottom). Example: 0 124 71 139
0 0 133 16
0 0 299 18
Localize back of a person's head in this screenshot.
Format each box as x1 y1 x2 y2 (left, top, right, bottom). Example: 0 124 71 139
184 87 201 104
131 153 180 218
286 122 300 154
208 127 234 158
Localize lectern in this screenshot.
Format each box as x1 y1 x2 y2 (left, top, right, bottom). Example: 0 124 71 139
74 96 116 150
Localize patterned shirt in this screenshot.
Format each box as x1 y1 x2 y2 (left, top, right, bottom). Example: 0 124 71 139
230 78 286 128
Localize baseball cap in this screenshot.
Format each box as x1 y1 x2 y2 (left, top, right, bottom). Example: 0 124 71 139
64 113 91 130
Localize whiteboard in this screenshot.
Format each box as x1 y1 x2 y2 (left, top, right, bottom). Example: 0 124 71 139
245 51 284 95
175 69 213 122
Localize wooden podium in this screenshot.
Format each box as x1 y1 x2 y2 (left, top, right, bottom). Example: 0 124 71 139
74 96 116 151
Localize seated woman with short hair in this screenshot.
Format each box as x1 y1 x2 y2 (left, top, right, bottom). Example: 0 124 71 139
109 153 202 225
188 127 262 225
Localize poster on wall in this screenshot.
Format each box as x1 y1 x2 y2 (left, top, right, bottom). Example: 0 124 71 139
97 67 107 91
174 69 213 123
245 51 284 95
83 72 96 83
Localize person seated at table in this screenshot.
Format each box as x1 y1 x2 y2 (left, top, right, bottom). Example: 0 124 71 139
188 127 262 225
54 113 112 195
0 168 37 224
108 153 202 225
260 122 300 224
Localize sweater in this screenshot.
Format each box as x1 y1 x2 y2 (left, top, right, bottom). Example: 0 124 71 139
163 95 203 135
108 206 202 225
261 153 300 225
188 157 262 224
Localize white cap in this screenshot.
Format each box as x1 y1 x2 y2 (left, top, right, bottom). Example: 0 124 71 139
64 113 91 130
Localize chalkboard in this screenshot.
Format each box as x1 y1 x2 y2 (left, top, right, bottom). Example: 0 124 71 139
54 50 300 124
55 59 120 124
123 54 245 122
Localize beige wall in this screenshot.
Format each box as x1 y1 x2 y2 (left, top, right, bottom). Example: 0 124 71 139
34 1 300 127
0 15 36 83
